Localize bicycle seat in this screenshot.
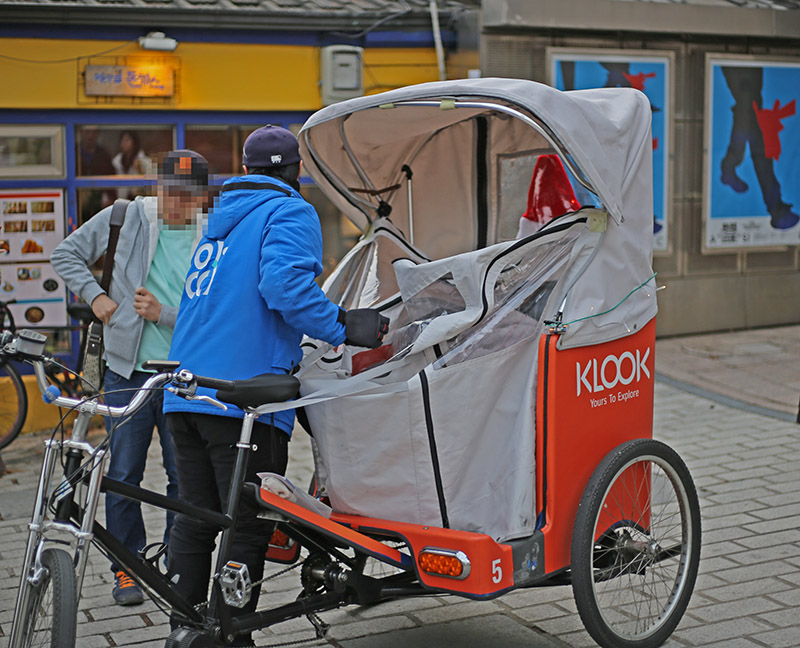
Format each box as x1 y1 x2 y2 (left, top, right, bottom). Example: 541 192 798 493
215 373 300 409
67 302 95 323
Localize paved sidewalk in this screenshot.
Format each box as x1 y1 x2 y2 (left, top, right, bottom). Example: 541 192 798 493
655 324 800 421
1 326 799 647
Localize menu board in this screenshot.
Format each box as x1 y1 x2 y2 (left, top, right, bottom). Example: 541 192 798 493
0 188 67 328
0 189 65 262
0 262 67 328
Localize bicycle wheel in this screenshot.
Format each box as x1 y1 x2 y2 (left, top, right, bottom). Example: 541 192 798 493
15 548 77 648
571 439 701 648
0 361 27 450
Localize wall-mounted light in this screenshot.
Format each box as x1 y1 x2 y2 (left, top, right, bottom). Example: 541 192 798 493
138 31 178 52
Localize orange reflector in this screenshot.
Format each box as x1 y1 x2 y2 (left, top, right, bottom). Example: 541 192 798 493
268 528 294 550
418 548 470 580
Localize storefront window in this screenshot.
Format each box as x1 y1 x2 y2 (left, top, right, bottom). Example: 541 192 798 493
185 125 235 175
0 125 64 178
76 186 155 227
75 125 173 178
75 124 172 224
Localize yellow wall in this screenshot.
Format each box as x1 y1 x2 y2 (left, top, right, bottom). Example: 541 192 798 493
19 375 104 435
0 37 447 111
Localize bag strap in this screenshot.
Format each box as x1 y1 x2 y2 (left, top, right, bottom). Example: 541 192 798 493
99 198 129 294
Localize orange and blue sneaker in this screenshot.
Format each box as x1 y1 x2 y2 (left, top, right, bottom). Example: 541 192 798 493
113 571 143 605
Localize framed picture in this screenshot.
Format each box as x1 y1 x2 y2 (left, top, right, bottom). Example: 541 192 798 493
704 56 800 250
0 188 65 262
0 125 65 178
548 49 672 252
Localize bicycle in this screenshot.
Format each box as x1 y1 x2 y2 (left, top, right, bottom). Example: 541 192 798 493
5 327 311 648
0 298 28 450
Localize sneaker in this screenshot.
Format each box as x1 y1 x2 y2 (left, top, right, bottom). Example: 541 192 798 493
769 203 800 230
113 571 144 605
720 166 748 193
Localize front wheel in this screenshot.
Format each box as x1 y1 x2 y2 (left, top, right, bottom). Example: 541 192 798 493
12 548 77 648
571 439 701 648
0 361 27 450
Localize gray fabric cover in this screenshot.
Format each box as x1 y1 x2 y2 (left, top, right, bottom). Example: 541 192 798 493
291 79 658 540
299 77 657 350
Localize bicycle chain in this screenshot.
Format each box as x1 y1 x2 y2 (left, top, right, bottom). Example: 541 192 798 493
189 561 331 647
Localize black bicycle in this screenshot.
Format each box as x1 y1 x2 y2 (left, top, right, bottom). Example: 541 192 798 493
0 299 28 450
5 328 313 648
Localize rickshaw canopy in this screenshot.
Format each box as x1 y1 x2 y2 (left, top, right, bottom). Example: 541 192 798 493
299 77 657 350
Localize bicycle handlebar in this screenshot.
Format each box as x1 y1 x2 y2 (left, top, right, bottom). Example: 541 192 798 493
1 328 233 419
193 374 235 392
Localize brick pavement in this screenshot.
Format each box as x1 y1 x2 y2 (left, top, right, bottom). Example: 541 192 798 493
1 377 799 647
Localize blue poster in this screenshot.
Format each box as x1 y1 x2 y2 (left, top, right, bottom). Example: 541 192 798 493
551 52 670 252
706 59 800 249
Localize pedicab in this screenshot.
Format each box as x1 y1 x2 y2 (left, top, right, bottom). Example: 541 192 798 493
248 77 701 648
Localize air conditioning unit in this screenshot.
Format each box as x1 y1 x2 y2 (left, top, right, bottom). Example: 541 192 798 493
320 45 364 106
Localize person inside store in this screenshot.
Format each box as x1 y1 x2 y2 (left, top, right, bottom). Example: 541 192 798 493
51 150 210 606
162 125 389 646
78 126 116 220
113 130 154 199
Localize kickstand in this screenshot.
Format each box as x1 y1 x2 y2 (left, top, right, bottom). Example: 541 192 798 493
306 613 329 639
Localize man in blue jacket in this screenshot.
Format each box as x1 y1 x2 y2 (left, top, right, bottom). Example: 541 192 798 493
164 125 388 646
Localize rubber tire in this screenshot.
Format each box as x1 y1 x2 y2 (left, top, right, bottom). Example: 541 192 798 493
17 548 77 648
0 362 27 450
571 439 701 648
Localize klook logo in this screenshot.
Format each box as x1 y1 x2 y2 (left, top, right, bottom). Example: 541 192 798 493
576 347 651 396
185 241 227 299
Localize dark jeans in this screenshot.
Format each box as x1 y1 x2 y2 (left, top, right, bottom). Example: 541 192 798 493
103 369 179 574
166 411 289 634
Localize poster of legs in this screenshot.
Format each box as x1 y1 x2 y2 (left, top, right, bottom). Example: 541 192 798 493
548 50 670 252
705 57 800 249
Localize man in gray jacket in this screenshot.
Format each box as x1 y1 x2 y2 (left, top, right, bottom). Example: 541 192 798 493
51 150 208 605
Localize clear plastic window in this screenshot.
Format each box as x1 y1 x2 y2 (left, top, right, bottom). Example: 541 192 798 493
325 233 418 310
434 231 579 368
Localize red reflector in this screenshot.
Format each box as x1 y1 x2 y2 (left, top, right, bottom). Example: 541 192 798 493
268 528 293 549
418 549 470 579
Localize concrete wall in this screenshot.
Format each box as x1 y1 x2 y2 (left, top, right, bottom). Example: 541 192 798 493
481 0 800 337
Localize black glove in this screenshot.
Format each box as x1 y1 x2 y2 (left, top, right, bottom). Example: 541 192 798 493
338 308 390 349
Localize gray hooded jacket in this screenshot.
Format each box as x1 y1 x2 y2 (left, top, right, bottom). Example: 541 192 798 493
51 196 200 379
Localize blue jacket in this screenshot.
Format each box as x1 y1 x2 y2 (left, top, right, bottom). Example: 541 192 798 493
163 175 346 433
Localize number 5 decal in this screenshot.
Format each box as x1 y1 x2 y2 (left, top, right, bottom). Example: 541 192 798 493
492 559 502 583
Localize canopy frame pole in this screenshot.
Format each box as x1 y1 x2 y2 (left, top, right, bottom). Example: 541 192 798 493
394 100 597 197
402 164 414 244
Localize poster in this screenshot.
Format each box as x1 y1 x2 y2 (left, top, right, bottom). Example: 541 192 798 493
549 50 671 252
0 189 65 262
0 262 67 328
705 57 800 249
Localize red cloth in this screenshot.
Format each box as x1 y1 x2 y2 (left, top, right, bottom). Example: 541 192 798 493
521 155 580 224
753 99 796 161
623 71 656 92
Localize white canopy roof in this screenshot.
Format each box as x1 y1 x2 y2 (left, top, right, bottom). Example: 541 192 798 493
300 77 657 348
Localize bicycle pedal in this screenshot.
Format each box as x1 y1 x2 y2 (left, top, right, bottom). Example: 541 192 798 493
219 561 252 608
306 612 330 639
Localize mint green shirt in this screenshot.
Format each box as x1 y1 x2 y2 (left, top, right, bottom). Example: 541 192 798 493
136 228 195 371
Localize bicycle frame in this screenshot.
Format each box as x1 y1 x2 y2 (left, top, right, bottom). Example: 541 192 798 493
10 362 269 646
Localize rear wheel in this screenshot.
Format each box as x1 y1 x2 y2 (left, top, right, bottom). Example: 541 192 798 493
0 361 27 450
15 548 77 648
571 439 701 648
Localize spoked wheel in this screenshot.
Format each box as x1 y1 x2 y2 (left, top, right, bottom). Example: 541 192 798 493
0 361 27 450
571 439 701 648
13 548 77 648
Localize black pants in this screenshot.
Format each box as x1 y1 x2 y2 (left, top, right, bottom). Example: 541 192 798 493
166 412 288 639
